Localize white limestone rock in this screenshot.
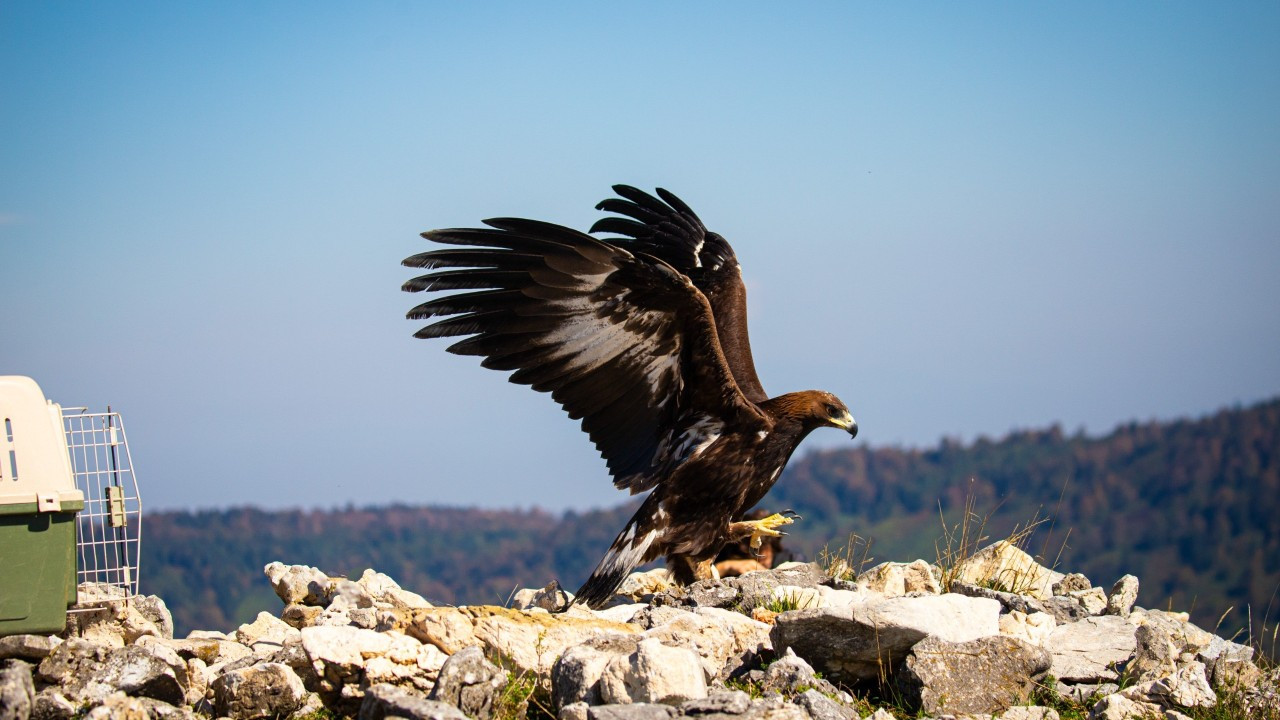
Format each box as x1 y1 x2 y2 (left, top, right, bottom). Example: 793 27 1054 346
598 638 708 705
771 593 1000 681
235 610 301 652
465 606 639 677
211 662 308 720
357 568 434 610
265 562 332 606
1046 616 1137 683
999 610 1057 647
856 559 941 597
1105 575 1140 617
642 611 734 681
1068 587 1108 616
956 541 1064 600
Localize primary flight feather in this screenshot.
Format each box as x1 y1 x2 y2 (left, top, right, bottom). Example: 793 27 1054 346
403 186 857 608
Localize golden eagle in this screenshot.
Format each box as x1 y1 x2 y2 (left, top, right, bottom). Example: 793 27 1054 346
403 186 857 608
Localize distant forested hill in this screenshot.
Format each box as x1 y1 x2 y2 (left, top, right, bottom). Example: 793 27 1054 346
143 398 1279 645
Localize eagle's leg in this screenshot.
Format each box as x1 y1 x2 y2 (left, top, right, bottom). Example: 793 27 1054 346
669 554 719 586
727 511 800 556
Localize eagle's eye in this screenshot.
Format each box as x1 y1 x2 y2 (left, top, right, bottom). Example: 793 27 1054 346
825 403 840 417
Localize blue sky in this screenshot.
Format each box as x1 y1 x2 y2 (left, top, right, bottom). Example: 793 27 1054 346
3 2 1277 511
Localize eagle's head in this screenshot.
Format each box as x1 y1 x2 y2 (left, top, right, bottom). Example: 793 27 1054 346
784 390 858 438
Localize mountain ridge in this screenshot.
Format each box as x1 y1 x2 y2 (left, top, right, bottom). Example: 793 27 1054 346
143 397 1280 646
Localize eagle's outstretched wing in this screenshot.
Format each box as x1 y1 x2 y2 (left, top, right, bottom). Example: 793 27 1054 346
403 217 766 494
591 185 768 404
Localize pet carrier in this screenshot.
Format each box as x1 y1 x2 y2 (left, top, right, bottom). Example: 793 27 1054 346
0 376 85 634
0 375 144 636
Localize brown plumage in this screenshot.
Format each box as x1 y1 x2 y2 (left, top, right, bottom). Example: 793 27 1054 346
403 185 857 609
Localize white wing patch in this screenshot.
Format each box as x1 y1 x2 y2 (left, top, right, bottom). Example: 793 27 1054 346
599 524 658 580
655 415 725 465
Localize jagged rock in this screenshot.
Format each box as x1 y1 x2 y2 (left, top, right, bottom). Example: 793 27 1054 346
35 639 114 700
955 541 1064 600
0 659 35 720
408 607 481 654
598 638 707 705
950 581 1047 616
1067 588 1108 616
1052 573 1092 596
81 691 199 720
329 579 376 612
643 611 736 681
464 605 639 677
659 580 741 609
281 603 325 629
31 688 78 720
791 689 855 720
0 636 62 662
132 596 176 640
813 585 868 608
1055 682 1118 704
596 604 648 624
552 635 643 709
1040 595 1092 624
560 701 591 720
427 646 509 720
38 642 187 706
358 683 468 720
185 630 226 640
999 610 1056 647
856 559 941 597
1124 660 1217 709
587 703 677 720
1105 575 1139 617
1126 623 1180 683
264 562 332 606
1197 634 1258 687
234 611 300 652
1000 707 1061 720
1045 616 1137 683
512 580 573 611
695 608 773 653
736 564 827 599
210 662 307 719
357 568 433 610
1089 692 1164 720
138 635 252 667
760 649 842 699
182 657 206 707
301 624 447 708
897 635 1052 715
1128 609 1215 657
679 690 752 715
61 596 165 648
771 593 1000 681
615 570 676 603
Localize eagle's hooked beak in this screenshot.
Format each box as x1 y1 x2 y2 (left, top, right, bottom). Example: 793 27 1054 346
833 412 858 439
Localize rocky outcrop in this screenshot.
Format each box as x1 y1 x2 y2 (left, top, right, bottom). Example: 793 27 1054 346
2 550 1273 720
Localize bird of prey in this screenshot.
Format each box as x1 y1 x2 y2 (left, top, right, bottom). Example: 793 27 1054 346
403 185 857 609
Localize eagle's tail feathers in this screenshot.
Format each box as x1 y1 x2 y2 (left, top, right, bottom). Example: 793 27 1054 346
571 521 658 610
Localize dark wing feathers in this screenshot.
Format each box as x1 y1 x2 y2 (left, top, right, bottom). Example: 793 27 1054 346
404 217 763 493
590 185 768 403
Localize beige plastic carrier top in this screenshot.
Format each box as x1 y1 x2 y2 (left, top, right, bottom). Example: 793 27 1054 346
0 375 84 512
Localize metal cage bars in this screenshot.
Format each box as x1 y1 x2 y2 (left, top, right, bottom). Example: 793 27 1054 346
62 408 142 597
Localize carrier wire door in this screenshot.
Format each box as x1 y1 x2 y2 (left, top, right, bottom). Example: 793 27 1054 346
63 408 142 597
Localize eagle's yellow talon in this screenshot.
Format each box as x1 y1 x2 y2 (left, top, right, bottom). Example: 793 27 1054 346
742 512 798 553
